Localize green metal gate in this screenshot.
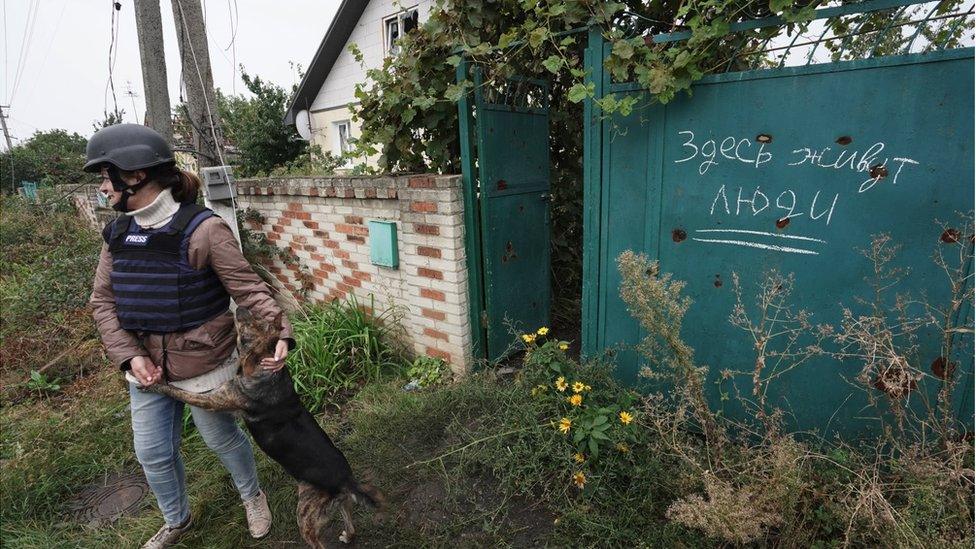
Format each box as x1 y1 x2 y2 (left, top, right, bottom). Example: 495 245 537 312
582 2 974 437
458 63 552 362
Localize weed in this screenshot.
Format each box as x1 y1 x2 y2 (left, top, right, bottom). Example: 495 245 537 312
287 296 405 412
406 355 448 388
25 370 61 395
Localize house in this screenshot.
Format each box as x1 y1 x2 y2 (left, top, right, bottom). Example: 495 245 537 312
284 0 434 171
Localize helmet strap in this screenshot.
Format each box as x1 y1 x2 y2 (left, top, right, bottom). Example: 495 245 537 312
108 165 151 213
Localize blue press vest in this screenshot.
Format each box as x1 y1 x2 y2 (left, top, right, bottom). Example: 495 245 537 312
103 203 231 333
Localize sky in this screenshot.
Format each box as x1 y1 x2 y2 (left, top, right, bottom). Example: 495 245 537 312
1 0 341 146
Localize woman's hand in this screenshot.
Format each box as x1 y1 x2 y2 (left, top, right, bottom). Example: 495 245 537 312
260 339 290 372
131 356 163 386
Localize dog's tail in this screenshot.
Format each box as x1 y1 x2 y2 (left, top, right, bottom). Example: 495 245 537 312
346 480 385 510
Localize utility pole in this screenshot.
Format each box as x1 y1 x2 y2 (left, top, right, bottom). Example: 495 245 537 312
133 0 174 142
0 105 15 193
170 0 223 169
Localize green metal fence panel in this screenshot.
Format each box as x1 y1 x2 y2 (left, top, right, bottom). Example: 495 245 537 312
457 58 487 361
584 45 974 437
474 68 553 361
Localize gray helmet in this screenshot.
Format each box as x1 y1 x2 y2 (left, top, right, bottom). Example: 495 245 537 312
84 123 175 172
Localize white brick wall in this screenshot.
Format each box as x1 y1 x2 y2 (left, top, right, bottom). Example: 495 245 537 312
235 174 473 375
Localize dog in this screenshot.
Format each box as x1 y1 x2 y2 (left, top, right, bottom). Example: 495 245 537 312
140 308 383 548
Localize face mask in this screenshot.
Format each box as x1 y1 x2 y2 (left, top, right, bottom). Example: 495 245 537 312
108 165 151 213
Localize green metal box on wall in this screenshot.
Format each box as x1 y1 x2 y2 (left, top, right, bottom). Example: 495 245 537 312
369 220 398 268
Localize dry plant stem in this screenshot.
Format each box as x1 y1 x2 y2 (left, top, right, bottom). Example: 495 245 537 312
617 251 725 465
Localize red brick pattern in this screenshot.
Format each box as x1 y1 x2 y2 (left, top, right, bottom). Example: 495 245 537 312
236 175 471 374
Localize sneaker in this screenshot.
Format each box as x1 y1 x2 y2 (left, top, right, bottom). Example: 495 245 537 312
243 490 272 538
141 515 192 549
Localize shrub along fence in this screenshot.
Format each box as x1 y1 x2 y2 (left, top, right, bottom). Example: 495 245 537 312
236 175 473 375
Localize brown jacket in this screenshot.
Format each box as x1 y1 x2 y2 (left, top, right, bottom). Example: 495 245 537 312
90 215 293 381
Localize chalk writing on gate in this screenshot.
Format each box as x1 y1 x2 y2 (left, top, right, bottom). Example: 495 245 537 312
673 130 920 255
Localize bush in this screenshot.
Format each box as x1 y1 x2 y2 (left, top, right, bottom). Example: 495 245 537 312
287 296 405 412
0 194 101 377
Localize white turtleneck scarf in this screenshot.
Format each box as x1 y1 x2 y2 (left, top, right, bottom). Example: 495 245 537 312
122 187 240 393
128 187 181 229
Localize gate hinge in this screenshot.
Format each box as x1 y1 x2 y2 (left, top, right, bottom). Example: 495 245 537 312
480 310 489 329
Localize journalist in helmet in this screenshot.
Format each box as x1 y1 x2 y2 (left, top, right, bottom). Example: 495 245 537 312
86 124 290 547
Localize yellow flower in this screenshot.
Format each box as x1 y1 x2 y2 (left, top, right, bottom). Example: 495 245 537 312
555 376 568 392
531 384 547 396
558 342 569 351
573 452 585 464
584 385 592 392
616 442 630 453
572 381 585 394
572 471 586 489
537 326 549 336
558 417 572 434
619 411 635 425
521 333 536 343
567 394 583 407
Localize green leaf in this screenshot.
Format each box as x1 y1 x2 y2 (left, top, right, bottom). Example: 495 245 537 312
446 55 462 68
574 429 586 443
593 415 608 426
770 0 792 14
612 39 635 60
542 55 563 74
529 27 549 49
444 84 465 103
588 437 599 457
498 31 517 49
567 82 591 103
402 109 416 124
548 4 566 16
591 430 609 440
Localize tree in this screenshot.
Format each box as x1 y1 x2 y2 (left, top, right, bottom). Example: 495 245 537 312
217 69 309 177
0 129 89 189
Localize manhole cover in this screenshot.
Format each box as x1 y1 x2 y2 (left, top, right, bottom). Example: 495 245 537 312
65 471 150 525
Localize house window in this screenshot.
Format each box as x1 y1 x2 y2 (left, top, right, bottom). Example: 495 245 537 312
333 120 354 164
383 7 419 56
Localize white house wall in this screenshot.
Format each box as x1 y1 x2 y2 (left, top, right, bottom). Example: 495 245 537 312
310 0 434 112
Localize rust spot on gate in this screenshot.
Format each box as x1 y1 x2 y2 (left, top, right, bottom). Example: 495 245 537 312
497 179 508 190
672 228 687 242
940 228 961 243
713 274 723 288
869 164 888 179
502 241 518 263
931 356 956 379
756 133 773 143
835 135 853 146
775 217 791 229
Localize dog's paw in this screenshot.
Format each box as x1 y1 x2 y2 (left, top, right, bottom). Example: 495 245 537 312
339 530 354 544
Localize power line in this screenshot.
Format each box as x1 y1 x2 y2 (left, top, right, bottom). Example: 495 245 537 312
105 0 121 118
173 0 227 168
9 0 40 104
20 0 68 110
3 0 8 102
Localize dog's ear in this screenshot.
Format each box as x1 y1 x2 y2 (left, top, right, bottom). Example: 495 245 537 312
236 307 253 323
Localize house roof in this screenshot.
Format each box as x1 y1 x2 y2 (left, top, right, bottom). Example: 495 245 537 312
284 0 370 125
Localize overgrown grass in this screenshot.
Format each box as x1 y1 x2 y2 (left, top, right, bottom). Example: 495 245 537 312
287 296 405 413
0 193 103 398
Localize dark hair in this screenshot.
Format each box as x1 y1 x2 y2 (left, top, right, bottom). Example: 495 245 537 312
144 163 201 203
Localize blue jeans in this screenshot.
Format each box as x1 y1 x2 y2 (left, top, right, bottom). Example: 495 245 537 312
128 383 261 527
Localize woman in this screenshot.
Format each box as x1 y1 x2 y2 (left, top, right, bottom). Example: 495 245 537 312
87 124 293 548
